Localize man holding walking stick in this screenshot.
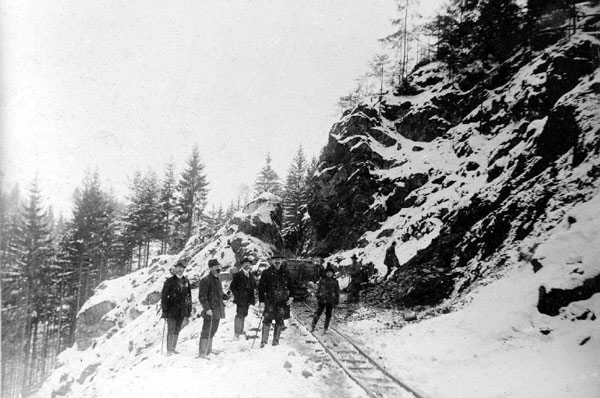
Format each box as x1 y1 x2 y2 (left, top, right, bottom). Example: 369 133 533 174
198 258 227 358
160 261 192 355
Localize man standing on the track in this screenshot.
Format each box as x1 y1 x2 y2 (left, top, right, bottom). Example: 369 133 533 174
258 254 293 347
311 263 340 332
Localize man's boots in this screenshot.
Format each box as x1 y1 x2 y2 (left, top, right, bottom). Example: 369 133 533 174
234 317 242 339
260 323 270 348
198 338 208 358
324 315 331 332
166 333 174 353
239 316 245 336
311 317 318 332
272 324 282 346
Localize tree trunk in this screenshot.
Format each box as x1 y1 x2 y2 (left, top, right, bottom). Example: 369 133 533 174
21 280 32 395
28 319 39 389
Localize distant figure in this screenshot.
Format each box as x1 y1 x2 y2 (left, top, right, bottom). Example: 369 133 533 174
317 257 326 279
258 254 294 347
311 264 340 332
160 261 192 355
230 257 256 339
198 258 226 357
346 254 366 303
384 241 400 280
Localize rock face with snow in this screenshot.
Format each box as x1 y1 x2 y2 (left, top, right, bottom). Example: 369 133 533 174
309 33 600 310
183 192 283 275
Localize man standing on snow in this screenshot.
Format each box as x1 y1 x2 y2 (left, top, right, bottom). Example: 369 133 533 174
258 254 293 347
198 258 226 357
230 257 256 339
384 241 400 280
160 261 192 355
311 263 340 332
346 254 363 303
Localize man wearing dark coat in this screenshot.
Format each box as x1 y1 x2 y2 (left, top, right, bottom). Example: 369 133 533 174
384 241 400 280
198 258 226 357
160 261 192 355
230 257 256 339
258 254 293 347
311 263 340 332
346 254 363 303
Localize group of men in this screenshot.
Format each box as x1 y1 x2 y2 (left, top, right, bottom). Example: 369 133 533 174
160 255 295 357
160 242 400 356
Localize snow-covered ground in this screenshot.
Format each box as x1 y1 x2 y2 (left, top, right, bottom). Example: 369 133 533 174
341 191 600 398
36 189 600 397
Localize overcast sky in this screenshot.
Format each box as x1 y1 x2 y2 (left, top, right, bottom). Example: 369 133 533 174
1 0 442 216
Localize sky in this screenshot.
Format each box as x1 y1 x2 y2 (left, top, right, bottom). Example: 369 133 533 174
1 0 442 217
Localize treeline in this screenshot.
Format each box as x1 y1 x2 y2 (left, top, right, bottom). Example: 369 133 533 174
0 144 316 397
0 145 209 396
338 0 582 112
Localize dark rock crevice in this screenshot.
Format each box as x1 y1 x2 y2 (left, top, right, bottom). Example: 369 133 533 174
537 273 600 316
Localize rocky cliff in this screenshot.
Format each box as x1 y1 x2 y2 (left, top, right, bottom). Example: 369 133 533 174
308 31 600 310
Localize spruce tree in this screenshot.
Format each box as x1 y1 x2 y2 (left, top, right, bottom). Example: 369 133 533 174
473 0 524 62
282 146 309 254
175 145 209 249
159 163 177 254
254 153 282 197
13 179 53 395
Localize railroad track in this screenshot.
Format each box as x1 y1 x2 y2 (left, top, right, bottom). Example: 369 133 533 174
291 302 429 398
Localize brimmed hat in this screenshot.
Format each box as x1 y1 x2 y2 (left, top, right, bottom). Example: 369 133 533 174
240 257 252 264
174 261 185 269
208 259 220 267
325 264 335 274
351 253 358 260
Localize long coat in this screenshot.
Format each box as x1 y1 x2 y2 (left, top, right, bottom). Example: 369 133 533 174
198 273 226 319
230 270 256 307
161 275 192 319
258 265 293 320
316 276 340 305
384 245 400 268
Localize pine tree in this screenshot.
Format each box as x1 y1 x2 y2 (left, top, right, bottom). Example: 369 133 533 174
254 153 282 197
65 171 117 334
369 53 391 113
473 0 524 62
159 163 177 254
14 179 53 395
175 145 209 250
282 146 309 254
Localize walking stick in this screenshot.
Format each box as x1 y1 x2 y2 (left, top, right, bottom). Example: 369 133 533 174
161 318 166 355
206 313 213 356
250 314 264 349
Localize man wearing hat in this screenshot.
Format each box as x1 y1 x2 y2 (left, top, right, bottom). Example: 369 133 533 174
198 258 226 357
258 254 293 347
347 254 363 303
160 261 192 355
311 263 340 332
230 257 256 339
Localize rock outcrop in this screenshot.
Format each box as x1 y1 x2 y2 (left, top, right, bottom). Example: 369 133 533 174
309 32 600 309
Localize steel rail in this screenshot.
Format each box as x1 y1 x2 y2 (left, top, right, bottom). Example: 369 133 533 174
292 302 430 398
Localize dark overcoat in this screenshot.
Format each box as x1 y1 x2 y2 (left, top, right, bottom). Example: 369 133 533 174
161 275 192 319
316 276 340 305
198 273 226 319
230 270 256 307
258 265 292 321
384 245 400 268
